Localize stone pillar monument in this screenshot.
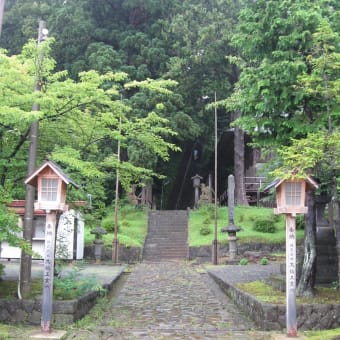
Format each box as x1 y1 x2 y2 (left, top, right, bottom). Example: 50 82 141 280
91 225 107 263
191 174 203 209
222 174 241 259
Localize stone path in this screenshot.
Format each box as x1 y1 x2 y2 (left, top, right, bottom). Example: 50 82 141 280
66 261 269 339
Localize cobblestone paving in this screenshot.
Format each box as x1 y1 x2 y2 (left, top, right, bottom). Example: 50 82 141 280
66 261 270 339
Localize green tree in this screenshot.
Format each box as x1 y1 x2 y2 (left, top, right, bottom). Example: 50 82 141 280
273 19 340 295
229 0 339 295
0 37 180 295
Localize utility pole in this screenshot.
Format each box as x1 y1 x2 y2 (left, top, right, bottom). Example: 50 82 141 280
20 20 48 298
213 92 218 265
112 116 121 264
0 0 5 37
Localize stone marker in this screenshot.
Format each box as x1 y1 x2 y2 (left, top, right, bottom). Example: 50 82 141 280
221 174 241 259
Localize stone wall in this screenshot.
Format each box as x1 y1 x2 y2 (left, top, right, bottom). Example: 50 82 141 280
189 243 285 263
0 290 98 326
0 275 121 326
84 243 285 264
209 272 340 331
84 245 142 263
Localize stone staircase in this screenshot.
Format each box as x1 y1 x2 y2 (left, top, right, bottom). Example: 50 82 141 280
143 210 189 261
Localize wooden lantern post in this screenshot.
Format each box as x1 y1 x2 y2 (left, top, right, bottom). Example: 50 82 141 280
272 176 318 337
25 160 78 333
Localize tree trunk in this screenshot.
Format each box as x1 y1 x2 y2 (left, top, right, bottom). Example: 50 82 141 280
20 124 39 298
233 113 248 206
297 189 316 297
20 21 46 298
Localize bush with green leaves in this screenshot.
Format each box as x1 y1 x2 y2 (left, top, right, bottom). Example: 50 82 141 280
198 204 215 236
101 217 119 233
54 265 106 300
239 258 248 265
253 218 276 233
199 226 212 236
0 263 4 280
260 257 269 265
199 204 215 220
296 215 305 230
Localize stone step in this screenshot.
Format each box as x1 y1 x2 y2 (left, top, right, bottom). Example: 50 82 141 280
143 251 187 259
147 228 187 233
144 210 189 261
144 246 188 251
145 235 187 240
144 241 187 246
143 249 188 255
144 243 188 248
148 224 188 228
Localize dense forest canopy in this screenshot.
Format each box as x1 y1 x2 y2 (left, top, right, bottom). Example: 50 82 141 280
0 0 339 218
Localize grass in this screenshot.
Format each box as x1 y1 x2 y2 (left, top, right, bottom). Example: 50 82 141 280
0 279 42 300
236 281 340 305
189 205 304 246
305 328 340 339
85 205 148 248
83 204 303 248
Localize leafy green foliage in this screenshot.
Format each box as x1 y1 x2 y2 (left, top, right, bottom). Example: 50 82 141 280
253 218 277 234
54 265 106 300
239 258 248 265
228 0 339 150
199 226 212 236
271 19 340 192
0 263 4 279
296 215 305 230
260 257 269 265
0 36 181 229
0 186 30 253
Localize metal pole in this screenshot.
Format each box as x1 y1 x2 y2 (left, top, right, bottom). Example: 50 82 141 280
213 92 218 265
286 213 297 337
112 116 121 264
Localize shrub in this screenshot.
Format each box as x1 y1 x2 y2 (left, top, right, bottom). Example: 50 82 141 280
120 220 130 228
296 215 305 230
101 218 119 233
199 204 215 220
253 218 276 233
202 217 211 226
273 215 281 223
200 226 212 236
239 258 248 265
260 257 269 265
0 263 4 280
54 266 106 300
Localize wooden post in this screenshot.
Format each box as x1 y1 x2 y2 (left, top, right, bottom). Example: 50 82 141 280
41 210 57 333
286 213 297 337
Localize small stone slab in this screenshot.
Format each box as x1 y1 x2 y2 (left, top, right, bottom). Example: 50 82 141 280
270 333 307 339
29 330 67 339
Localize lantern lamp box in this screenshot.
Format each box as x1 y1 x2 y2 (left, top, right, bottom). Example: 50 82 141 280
25 159 79 212
268 176 318 215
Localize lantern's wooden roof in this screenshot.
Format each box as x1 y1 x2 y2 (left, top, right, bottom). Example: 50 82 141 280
7 200 85 216
264 175 318 192
25 159 79 189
